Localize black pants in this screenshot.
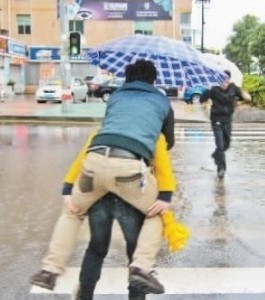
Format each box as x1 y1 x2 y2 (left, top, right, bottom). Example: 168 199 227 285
211 120 232 171
78 193 145 300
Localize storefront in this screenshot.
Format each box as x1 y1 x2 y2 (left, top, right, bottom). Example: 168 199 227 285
0 35 27 95
8 39 27 93
0 36 8 94
26 46 96 89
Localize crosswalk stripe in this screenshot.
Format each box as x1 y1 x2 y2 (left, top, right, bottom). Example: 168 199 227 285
175 130 265 135
173 128 265 142
30 267 265 295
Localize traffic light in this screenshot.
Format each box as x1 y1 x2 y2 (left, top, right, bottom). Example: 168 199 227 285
69 32 81 56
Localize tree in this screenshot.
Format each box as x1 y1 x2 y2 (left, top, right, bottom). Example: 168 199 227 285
223 15 259 73
250 24 265 74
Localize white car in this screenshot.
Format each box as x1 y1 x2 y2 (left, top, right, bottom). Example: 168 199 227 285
36 77 88 103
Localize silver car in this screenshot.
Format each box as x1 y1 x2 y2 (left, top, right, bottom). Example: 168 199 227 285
36 77 88 103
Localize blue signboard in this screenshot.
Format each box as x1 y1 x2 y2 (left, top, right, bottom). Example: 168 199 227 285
8 40 26 56
29 46 90 61
29 47 61 60
59 0 172 20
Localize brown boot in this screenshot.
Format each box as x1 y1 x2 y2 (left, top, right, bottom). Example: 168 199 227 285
129 266 165 294
31 270 58 290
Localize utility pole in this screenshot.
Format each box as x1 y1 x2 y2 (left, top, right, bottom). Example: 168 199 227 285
59 0 72 112
196 0 211 53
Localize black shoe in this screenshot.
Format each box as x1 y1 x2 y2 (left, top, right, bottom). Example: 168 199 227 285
129 266 165 294
217 169 225 179
31 270 58 290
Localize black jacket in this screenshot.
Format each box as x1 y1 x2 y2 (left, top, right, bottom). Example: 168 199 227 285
200 83 242 122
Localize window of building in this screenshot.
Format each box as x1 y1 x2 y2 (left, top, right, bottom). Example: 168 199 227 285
17 15 31 34
180 13 191 39
134 21 153 35
181 28 191 36
69 20 84 34
180 13 191 26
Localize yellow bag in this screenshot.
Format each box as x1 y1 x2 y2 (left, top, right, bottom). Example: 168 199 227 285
161 210 190 252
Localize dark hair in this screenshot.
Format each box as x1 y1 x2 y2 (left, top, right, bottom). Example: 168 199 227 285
125 59 157 84
224 70 231 78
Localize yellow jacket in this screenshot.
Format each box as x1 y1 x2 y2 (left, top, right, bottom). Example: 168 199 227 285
63 128 176 199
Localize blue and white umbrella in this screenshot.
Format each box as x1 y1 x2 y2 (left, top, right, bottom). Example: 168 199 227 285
86 35 227 87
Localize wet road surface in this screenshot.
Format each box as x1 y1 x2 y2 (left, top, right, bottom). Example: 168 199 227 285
0 123 265 300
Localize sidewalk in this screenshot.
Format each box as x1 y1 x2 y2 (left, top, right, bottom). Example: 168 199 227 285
0 95 106 122
0 94 264 123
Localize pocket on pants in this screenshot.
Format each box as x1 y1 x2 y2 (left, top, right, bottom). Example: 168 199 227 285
115 173 142 193
115 173 142 183
79 172 94 193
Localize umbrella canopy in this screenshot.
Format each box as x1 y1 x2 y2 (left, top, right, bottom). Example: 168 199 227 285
86 35 227 87
203 53 243 87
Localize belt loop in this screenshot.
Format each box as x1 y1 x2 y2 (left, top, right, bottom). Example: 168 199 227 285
106 147 110 157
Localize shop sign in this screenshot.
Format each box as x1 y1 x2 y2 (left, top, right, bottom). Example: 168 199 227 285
0 36 7 54
8 40 26 56
29 46 90 62
59 0 172 20
30 47 61 61
39 63 55 81
11 57 27 65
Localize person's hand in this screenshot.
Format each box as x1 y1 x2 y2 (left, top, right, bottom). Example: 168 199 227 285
63 195 79 213
147 200 170 217
241 90 252 101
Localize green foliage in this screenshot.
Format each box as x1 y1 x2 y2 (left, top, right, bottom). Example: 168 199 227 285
250 24 265 74
223 15 260 73
242 74 265 108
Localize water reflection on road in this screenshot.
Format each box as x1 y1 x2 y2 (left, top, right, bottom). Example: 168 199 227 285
0 123 265 298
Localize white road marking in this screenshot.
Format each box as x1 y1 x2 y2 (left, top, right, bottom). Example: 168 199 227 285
30 126 265 297
30 267 265 295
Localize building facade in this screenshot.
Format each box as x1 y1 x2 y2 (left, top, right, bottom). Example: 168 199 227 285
0 0 192 92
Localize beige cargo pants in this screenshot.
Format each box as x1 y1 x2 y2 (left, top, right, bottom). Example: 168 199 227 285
71 152 163 271
42 151 162 274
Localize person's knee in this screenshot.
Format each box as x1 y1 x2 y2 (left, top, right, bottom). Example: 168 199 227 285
62 200 86 220
89 242 109 258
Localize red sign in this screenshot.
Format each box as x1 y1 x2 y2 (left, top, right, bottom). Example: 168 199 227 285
0 36 7 53
61 90 72 101
11 57 27 65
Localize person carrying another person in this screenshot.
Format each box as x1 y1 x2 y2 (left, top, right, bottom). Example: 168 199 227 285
31 129 177 300
32 62 178 298
68 59 175 297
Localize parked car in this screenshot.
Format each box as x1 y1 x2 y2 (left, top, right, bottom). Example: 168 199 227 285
93 77 125 102
156 84 178 97
84 75 95 95
181 85 208 104
92 77 178 102
86 73 112 97
36 77 88 103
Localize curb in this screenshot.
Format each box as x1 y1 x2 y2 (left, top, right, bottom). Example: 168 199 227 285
0 115 103 123
0 115 209 124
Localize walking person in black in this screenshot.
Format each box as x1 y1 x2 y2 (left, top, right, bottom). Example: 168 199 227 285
200 70 251 179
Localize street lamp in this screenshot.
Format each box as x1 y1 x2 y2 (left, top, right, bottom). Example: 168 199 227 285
196 0 211 53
